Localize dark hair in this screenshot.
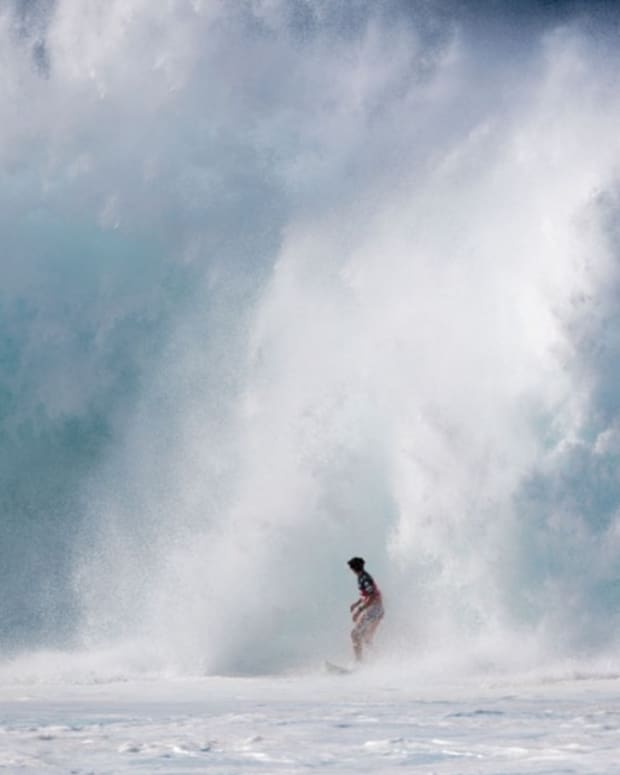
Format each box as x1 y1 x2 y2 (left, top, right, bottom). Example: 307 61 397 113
348 556 365 572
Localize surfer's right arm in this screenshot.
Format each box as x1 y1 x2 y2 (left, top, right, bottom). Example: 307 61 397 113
350 599 365 621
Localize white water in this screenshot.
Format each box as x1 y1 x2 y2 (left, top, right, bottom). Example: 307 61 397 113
3 9 620 760
4 4 620 772
2 670 620 773
66 1 620 676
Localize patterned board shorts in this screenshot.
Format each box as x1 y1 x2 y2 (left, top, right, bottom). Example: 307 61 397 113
353 603 384 640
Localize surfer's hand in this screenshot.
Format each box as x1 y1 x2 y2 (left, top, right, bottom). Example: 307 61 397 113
350 602 359 613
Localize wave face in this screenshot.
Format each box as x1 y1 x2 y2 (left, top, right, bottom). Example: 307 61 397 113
3 0 620 677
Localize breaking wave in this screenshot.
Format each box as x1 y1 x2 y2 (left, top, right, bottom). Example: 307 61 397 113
3 0 620 678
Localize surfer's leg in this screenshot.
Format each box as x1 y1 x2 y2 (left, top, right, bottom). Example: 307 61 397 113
364 616 382 646
362 607 384 647
351 624 363 661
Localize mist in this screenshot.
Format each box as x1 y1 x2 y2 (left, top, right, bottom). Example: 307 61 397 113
2 0 620 678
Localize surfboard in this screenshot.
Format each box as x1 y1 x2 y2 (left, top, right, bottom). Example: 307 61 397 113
324 660 353 675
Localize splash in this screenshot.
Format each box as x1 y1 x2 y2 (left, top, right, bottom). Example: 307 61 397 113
2 0 620 678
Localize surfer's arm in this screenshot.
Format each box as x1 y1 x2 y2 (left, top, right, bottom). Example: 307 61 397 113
354 589 380 615
351 594 373 620
356 598 369 611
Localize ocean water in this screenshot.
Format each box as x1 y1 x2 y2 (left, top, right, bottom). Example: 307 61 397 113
2 2 620 770
2 669 620 773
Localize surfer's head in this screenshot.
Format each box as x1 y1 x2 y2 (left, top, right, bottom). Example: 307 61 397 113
348 557 365 573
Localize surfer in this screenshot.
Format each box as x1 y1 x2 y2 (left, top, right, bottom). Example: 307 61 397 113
348 556 383 661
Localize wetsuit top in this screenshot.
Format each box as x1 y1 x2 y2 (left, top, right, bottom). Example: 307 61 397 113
358 570 381 602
